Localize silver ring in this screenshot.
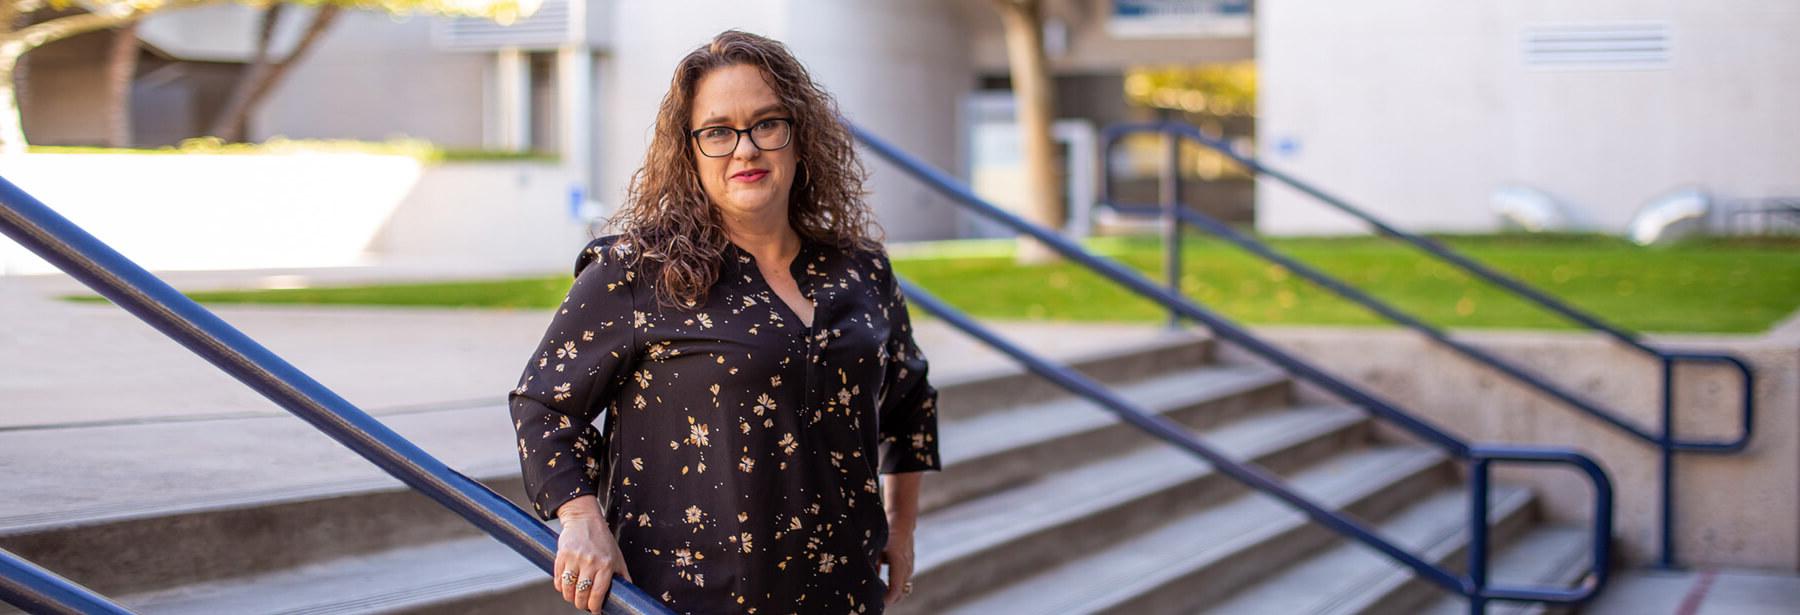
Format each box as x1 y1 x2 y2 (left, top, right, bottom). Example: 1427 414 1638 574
560 570 576 584
576 578 594 592
903 581 914 594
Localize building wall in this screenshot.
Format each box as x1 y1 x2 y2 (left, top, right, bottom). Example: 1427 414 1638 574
250 8 490 148
254 0 976 244
779 0 975 243
595 0 974 243
1256 1 1800 235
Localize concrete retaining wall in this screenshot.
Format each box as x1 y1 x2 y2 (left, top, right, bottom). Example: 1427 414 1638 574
0 154 589 275
1244 322 1799 570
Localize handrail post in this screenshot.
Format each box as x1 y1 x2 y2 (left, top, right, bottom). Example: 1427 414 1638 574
1659 355 1678 569
1161 126 1183 329
1468 446 1614 606
1468 458 1491 615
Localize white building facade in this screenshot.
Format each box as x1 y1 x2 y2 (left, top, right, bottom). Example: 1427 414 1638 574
243 0 980 246
1255 0 1800 235
16 0 1790 276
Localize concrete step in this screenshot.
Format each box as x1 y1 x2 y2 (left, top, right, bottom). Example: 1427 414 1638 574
0 330 1218 604
0 405 527 599
901 404 1369 613
1414 526 1595 615
921 444 1454 615
104 537 565 615
924 362 1291 513
1304 491 1564 615
934 331 1213 421
1201 483 1541 614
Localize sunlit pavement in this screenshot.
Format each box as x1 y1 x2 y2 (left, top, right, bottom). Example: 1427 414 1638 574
0 265 1189 429
1583 568 1800 615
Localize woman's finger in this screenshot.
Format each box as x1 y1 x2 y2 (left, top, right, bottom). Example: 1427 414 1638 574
558 553 580 604
884 568 905 606
585 570 613 614
882 555 904 605
563 558 588 605
553 553 566 593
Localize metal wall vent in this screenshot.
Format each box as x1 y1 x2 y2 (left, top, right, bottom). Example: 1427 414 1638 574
432 0 569 52
1522 21 1671 70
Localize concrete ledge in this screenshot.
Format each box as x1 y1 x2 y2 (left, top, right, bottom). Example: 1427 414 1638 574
1242 322 1799 570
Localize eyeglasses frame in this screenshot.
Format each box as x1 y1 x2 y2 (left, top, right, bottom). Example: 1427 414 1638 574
689 117 796 158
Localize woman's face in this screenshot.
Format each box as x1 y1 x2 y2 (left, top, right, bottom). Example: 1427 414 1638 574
689 63 798 225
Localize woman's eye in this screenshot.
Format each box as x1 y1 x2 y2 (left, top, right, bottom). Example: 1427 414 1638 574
754 120 776 131
701 128 732 140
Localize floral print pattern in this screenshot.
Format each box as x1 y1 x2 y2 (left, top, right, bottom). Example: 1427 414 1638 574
510 233 941 613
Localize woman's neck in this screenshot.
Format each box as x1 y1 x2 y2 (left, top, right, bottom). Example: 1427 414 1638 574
724 220 801 267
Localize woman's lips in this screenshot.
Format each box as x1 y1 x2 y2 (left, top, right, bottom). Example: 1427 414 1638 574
731 169 769 182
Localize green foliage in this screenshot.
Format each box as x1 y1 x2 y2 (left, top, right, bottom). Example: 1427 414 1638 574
884 233 1800 334
71 234 1800 335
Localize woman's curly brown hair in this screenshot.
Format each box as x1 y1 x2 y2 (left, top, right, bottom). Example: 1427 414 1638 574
600 29 886 311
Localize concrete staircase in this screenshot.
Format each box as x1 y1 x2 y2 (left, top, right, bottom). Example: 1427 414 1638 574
896 334 1595 615
0 332 1593 614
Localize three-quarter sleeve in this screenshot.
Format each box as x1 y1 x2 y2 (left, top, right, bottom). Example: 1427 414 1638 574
874 252 942 474
508 237 639 521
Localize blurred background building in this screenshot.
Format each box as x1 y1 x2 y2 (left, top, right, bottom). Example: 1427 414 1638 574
13 0 1799 270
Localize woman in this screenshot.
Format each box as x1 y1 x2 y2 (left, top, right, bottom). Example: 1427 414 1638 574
508 30 941 614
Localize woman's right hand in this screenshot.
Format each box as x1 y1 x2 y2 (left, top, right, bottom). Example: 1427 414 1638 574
554 496 634 614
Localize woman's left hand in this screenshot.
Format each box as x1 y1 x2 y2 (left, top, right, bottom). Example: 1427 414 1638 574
881 471 924 608
880 528 916 607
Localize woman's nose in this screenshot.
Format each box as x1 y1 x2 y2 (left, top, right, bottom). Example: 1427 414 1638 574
733 134 762 160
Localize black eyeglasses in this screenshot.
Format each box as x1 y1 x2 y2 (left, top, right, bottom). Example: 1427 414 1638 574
690 117 794 158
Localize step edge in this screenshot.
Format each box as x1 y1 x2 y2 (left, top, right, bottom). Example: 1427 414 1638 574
916 405 1370 570
936 445 1449 614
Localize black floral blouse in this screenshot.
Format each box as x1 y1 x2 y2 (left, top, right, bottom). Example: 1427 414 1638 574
508 232 942 614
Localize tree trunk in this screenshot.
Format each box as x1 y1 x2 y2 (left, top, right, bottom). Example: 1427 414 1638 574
207 3 284 141
992 0 1064 266
104 22 140 147
208 4 340 142
0 0 220 155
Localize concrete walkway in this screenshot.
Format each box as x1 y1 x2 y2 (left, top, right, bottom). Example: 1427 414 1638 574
0 266 1183 430
1584 568 1800 615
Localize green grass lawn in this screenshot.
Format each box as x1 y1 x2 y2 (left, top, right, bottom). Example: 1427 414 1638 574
82 233 1800 334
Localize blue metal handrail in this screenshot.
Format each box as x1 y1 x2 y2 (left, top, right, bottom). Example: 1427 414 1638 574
852 123 1612 612
0 549 132 615
1100 120 1756 567
0 176 673 615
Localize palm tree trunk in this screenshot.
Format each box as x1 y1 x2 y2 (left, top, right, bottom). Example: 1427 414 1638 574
992 0 1064 265
104 22 140 147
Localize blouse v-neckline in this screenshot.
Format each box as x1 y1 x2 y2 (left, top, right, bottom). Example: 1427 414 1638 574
728 236 817 330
